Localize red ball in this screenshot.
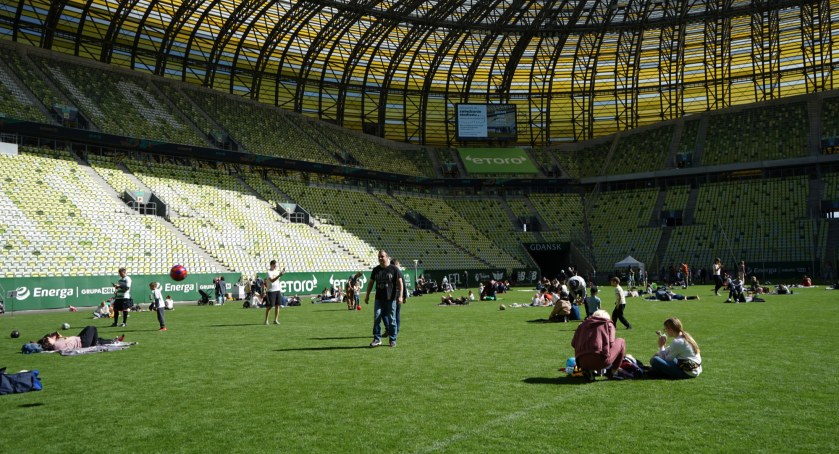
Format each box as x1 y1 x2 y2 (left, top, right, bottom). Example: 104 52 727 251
169 264 188 281
356 305 361 311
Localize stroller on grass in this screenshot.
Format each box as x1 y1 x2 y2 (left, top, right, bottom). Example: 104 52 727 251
197 289 211 306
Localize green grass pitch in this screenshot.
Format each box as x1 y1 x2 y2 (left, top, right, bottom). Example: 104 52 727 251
1 285 837 453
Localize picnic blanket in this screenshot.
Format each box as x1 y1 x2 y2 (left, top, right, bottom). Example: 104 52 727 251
37 342 138 356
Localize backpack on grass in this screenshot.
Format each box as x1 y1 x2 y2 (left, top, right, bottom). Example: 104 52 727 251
0 368 43 395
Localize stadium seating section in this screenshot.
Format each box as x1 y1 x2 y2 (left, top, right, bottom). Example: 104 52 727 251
0 49 48 123
0 148 216 278
0 47 837 281
702 103 809 165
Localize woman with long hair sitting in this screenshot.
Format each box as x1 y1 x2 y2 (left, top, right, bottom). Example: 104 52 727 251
650 317 702 379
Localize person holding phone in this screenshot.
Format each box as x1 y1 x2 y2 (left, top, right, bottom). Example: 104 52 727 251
263 260 286 325
650 317 702 379
111 267 132 327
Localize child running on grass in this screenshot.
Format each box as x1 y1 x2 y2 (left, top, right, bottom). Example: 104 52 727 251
610 276 631 329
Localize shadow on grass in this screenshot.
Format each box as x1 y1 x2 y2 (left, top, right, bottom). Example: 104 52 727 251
525 320 580 331
274 345 372 352
309 336 370 340
522 376 590 386
18 403 44 408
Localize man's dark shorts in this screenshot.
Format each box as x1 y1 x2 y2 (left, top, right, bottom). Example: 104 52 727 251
265 292 282 308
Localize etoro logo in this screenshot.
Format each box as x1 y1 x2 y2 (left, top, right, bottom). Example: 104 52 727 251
279 275 318 294
15 286 30 300
463 155 528 165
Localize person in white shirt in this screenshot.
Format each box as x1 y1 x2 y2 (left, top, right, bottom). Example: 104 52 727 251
712 258 724 296
149 282 167 331
263 260 286 325
164 295 175 310
610 276 631 329
650 317 702 379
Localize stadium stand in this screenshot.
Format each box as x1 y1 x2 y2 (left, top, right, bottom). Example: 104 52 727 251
385 192 525 269
702 103 809 165
31 56 206 146
184 87 341 164
551 141 612 179
608 125 674 174
527 193 585 243
664 176 814 267
445 196 540 266
586 188 661 269
0 147 215 277
121 160 369 276
0 49 48 123
304 120 431 177
270 177 487 270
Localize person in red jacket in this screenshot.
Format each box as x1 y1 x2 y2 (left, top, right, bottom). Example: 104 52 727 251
571 309 626 381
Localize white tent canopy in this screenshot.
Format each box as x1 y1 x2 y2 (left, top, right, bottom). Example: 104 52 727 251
614 255 645 273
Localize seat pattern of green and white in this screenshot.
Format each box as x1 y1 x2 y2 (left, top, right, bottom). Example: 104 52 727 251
271 178 485 269
445 197 537 267
587 188 661 268
386 193 523 269
0 51 47 122
241 174 377 268
33 57 204 146
128 162 368 276
0 148 215 277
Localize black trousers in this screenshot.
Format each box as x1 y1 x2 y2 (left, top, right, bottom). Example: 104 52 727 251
77 326 112 348
611 304 631 329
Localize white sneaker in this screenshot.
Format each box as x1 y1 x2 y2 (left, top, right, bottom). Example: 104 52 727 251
369 340 381 347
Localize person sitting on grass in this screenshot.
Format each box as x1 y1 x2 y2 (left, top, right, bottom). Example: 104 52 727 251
92 301 112 319
37 326 124 352
570 309 626 381
649 317 702 379
548 291 572 322
164 295 175 310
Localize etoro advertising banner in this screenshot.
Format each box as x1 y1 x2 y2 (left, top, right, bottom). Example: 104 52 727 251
0 269 422 311
456 148 539 174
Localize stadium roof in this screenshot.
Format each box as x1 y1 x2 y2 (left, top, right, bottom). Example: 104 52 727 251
0 0 835 146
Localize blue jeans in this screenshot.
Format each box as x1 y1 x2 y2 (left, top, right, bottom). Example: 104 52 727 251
650 356 690 379
373 298 397 343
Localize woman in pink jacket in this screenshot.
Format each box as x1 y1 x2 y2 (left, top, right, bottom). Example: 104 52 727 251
571 310 626 381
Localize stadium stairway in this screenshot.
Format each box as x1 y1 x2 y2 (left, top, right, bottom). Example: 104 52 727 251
826 221 839 262
683 185 700 225
666 119 684 168
808 176 824 219
77 155 138 210
649 189 667 227
692 116 709 165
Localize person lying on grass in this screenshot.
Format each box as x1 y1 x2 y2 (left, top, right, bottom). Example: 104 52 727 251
36 326 125 352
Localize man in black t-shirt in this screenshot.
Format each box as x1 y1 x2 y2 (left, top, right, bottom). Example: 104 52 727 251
364 250 404 348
